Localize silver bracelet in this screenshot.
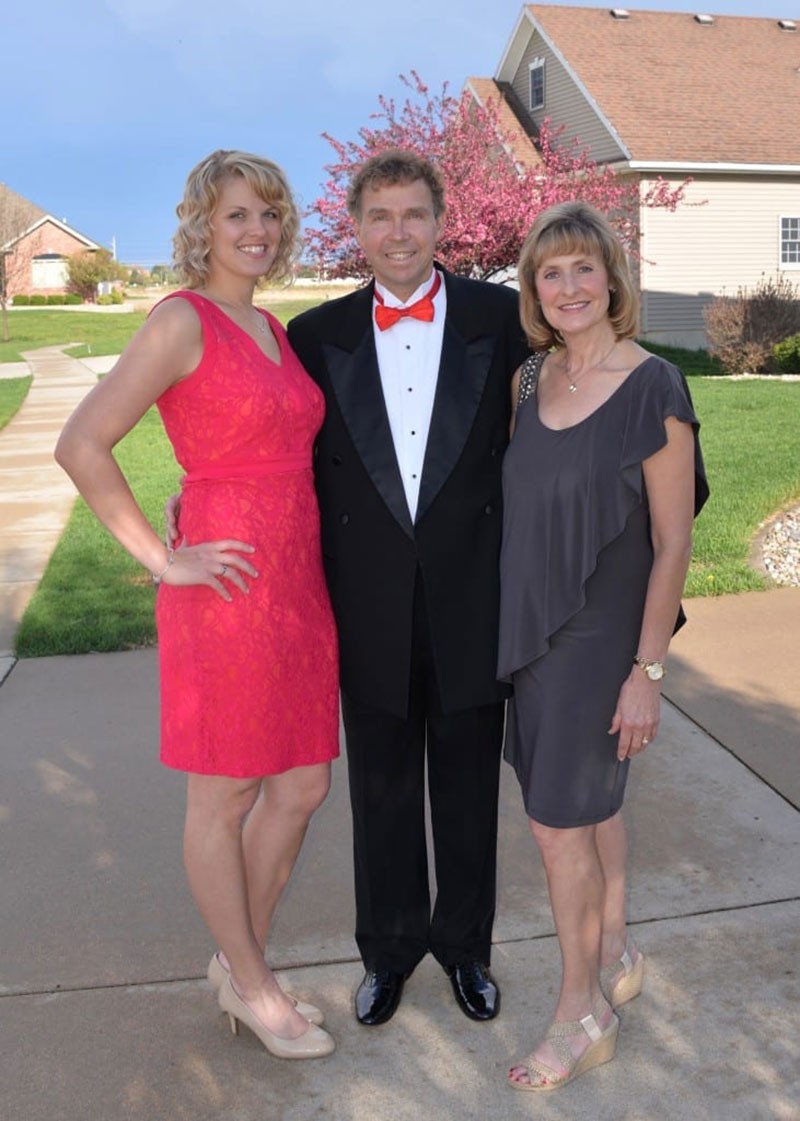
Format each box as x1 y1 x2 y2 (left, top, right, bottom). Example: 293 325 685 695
152 547 175 585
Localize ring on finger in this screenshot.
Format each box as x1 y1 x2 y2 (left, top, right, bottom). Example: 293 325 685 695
642 736 650 745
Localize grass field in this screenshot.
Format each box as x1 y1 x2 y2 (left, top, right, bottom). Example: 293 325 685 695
14 406 179 656
685 378 799 595
0 310 147 364
0 375 32 431
13 373 799 656
0 300 330 363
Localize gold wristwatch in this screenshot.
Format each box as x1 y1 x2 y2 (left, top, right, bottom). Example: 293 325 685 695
633 655 666 682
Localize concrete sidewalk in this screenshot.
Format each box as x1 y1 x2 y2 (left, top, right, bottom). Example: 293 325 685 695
0 350 798 1118
0 346 96 659
1 650 798 1120
666 587 800 809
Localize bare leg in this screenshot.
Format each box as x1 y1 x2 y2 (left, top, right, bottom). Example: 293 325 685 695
243 762 331 951
595 810 642 1000
183 772 309 1039
595 811 629 964
509 820 614 1086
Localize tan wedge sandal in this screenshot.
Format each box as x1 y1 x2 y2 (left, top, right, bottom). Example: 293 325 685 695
509 1003 619 1092
600 939 645 1008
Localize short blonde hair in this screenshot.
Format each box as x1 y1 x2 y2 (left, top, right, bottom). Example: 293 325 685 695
173 150 300 288
518 202 639 349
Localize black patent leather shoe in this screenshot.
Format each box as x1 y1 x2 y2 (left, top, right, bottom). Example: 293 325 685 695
445 961 500 1021
355 968 407 1025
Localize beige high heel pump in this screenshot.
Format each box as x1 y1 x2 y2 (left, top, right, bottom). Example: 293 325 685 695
217 976 335 1060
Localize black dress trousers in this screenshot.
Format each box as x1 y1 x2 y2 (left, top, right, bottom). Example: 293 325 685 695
340 569 505 975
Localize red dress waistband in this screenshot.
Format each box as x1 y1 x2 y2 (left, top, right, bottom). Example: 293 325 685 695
182 453 311 484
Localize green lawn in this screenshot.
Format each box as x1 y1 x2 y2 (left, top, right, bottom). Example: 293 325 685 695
0 375 32 430
0 310 147 364
14 375 799 657
685 378 800 596
0 300 328 363
14 406 179 656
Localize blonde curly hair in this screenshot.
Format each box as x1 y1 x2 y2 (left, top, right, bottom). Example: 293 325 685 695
173 150 300 288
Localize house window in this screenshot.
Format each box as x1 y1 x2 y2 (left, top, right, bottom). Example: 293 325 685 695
529 58 545 110
780 216 800 267
32 253 68 289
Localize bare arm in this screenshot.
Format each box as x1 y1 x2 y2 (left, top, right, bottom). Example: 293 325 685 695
609 416 696 759
55 299 256 598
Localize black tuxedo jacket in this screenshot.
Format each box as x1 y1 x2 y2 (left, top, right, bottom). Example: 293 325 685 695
288 269 530 718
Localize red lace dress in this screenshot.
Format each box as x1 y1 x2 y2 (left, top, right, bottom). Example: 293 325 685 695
154 291 339 776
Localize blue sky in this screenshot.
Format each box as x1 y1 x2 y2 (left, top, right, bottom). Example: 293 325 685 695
4 0 792 267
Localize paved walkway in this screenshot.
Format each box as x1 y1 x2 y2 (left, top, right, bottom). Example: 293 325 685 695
0 351 798 1119
0 346 96 659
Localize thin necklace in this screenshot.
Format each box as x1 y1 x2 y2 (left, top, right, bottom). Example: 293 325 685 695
251 308 270 336
210 294 270 338
562 339 618 393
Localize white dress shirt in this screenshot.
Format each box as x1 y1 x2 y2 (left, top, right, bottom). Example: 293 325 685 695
372 270 447 522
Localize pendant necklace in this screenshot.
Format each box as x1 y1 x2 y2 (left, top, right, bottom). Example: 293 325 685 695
251 308 270 336
210 293 270 338
562 339 618 393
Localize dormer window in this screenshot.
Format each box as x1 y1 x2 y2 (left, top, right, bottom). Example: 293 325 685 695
529 58 545 110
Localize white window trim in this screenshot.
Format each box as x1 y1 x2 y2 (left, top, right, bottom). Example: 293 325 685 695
779 215 800 270
528 57 545 111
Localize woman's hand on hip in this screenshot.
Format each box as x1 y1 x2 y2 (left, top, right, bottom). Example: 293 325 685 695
161 539 258 602
609 670 660 760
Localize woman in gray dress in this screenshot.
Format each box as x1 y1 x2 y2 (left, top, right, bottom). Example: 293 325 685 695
500 202 707 1092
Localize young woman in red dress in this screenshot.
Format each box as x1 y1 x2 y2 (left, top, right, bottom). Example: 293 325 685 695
56 150 338 1059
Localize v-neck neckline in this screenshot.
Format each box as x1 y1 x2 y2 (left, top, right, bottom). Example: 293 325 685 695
193 292 284 367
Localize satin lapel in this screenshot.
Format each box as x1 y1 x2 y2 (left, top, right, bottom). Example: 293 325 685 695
322 308 413 538
416 285 495 522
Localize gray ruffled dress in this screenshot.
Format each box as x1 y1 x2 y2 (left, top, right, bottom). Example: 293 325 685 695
498 353 708 827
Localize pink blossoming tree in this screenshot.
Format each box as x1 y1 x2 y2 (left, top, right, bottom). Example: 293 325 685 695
306 73 687 281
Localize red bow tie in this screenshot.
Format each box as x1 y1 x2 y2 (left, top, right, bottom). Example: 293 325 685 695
374 271 442 331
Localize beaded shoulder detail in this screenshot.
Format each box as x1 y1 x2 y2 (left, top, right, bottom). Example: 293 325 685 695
516 352 547 411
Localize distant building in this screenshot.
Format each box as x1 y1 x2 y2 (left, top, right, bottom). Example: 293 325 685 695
0 183 102 299
469 5 800 348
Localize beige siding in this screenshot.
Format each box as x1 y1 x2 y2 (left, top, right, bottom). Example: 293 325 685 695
510 28 624 163
639 175 800 347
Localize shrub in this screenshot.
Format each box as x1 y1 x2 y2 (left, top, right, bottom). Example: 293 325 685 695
46 294 66 305
110 289 124 304
63 293 83 305
12 294 30 305
704 274 800 375
97 293 114 305
773 332 800 374
29 294 47 306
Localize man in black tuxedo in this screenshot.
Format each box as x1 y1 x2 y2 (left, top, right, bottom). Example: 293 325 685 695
288 150 530 1025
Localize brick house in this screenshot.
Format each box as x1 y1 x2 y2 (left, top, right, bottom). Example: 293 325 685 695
469 5 800 347
0 182 101 299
